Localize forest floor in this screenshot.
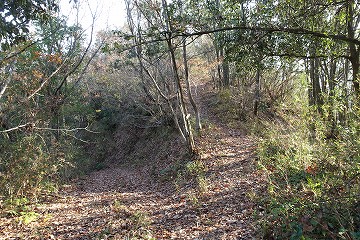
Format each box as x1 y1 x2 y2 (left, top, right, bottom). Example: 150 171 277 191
0 84 267 239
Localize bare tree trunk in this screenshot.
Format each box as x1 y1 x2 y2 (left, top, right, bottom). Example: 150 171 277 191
162 0 195 154
328 58 338 138
168 38 195 153
125 0 186 140
216 45 223 89
213 0 230 89
321 58 338 139
306 58 316 141
339 59 350 124
0 66 13 101
223 58 230 87
310 57 322 111
329 59 337 94
347 0 360 98
253 66 260 116
306 59 314 106
350 51 360 96
182 37 202 132
214 0 223 89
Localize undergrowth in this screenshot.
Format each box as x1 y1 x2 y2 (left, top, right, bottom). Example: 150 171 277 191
255 102 360 239
210 78 360 239
172 158 209 209
0 89 119 215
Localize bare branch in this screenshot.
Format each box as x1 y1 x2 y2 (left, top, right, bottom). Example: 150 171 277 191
0 123 100 134
33 126 100 133
27 56 71 99
0 62 15 101
0 123 30 133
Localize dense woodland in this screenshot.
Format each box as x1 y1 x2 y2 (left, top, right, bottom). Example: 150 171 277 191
0 0 359 239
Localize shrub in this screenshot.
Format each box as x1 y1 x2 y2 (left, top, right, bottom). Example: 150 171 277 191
256 101 360 239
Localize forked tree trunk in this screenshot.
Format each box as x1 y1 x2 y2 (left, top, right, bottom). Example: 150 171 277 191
162 0 196 154
182 37 202 132
125 0 186 140
167 37 195 153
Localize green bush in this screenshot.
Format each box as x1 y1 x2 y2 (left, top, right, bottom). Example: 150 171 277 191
0 135 60 198
257 102 360 239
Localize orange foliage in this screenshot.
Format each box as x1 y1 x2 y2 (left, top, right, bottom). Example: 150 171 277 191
32 69 44 79
46 53 62 65
305 163 318 175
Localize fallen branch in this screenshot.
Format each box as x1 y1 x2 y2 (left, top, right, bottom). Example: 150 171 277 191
0 123 100 134
33 126 100 133
0 123 31 133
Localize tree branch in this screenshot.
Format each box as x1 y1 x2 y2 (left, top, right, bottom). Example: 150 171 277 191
33 126 100 133
266 52 349 59
180 26 360 46
0 123 31 133
116 24 360 56
0 123 99 133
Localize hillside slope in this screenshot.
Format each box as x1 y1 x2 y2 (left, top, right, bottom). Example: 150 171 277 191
0 84 266 239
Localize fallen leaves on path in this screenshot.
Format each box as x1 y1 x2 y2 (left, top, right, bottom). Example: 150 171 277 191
0 84 267 239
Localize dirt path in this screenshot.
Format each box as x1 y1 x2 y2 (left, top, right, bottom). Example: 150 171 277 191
0 85 266 239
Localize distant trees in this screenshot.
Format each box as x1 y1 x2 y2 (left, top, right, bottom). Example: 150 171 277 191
57 0 360 170
113 0 359 152
120 0 202 154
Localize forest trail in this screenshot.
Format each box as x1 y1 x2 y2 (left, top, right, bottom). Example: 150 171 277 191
1 84 266 239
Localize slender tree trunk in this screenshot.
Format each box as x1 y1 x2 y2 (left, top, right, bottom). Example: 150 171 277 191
310 57 322 111
214 0 222 89
339 59 350 124
168 37 195 153
182 37 202 132
216 46 223 88
329 59 337 94
347 0 360 98
223 58 230 87
162 0 195 154
0 71 12 101
323 58 338 138
350 51 360 96
213 0 231 89
306 58 316 141
306 59 314 106
125 0 185 140
253 66 261 116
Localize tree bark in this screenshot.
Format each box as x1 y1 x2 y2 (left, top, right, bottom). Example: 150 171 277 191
223 59 230 87
167 37 195 153
347 0 360 98
182 37 202 132
310 56 322 111
162 0 195 154
253 66 261 116
215 42 223 89
349 51 360 95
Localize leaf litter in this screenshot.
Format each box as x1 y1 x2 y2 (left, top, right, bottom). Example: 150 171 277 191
0 83 267 239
